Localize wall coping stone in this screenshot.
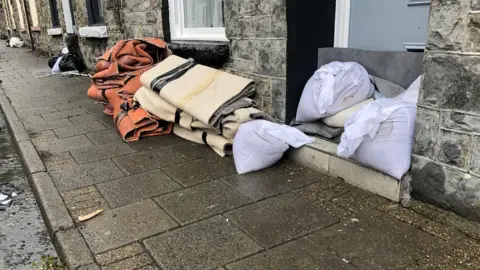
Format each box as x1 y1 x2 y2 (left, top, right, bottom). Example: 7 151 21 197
47 28 63 36
79 26 108 39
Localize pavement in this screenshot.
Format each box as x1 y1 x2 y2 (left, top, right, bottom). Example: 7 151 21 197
1 43 480 270
0 110 58 269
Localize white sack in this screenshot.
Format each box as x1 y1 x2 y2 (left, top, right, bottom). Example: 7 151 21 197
51 56 63 74
337 99 417 180
233 120 314 174
321 98 374 128
395 75 422 104
9 37 24 48
296 62 375 122
61 47 69 54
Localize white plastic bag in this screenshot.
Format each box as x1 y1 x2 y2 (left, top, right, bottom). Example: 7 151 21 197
296 62 374 122
233 120 314 174
337 99 417 180
9 37 24 48
395 75 422 104
51 56 63 74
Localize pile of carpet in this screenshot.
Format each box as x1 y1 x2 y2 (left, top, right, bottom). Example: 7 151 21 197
87 38 173 141
87 39 272 156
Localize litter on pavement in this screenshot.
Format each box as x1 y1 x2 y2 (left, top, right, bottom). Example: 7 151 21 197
0 183 23 211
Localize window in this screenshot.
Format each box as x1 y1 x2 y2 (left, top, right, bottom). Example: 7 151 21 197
86 0 104 26
49 0 60 27
169 0 227 42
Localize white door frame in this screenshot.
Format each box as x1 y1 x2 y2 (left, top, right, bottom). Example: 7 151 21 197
334 0 351 48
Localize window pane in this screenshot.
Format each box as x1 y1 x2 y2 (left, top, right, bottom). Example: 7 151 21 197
183 0 224 28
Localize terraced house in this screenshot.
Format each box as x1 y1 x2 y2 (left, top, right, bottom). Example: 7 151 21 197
1 0 479 221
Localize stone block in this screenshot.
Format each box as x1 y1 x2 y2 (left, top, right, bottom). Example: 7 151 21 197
23 118 74 133
411 156 480 221
224 58 257 74
470 136 480 175
31 130 57 144
85 128 121 145
329 156 401 202
39 151 76 170
97 169 181 207
332 188 391 214
42 108 86 121
413 107 440 159
61 186 111 220
420 53 480 113
30 172 74 233
17 106 57 119
35 135 93 153
473 0 480 10
49 159 125 191
436 130 472 168
102 253 154 270
254 39 287 77
271 0 287 37
112 148 186 175
441 111 480 133
426 0 470 51
170 143 218 161
222 160 332 201
309 210 454 269
272 78 286 121
129 134 187 151
143 216 262 269
95 243 144 266
467 13 480 52
18 140 46 174
54 228 95 269
227 238 353 270
163 157 236 187
8 120 30 142
53 121 106 139
225 192 340 248
155 180 252 225
231 40 255 61
70 141 135 164
81 200 177 254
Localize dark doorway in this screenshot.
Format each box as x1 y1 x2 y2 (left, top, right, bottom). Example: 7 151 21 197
285 0 336 123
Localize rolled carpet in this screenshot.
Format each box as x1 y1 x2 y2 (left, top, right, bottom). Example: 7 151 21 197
140 55 256 128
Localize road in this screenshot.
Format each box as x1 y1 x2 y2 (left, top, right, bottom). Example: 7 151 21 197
0 112 58 269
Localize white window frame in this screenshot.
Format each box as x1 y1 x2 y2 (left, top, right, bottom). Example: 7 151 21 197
168 0 228 42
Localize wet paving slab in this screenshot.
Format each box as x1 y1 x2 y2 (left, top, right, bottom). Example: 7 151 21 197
0 112 58 269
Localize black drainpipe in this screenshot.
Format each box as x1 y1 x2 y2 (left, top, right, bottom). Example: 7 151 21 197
22 0 35 51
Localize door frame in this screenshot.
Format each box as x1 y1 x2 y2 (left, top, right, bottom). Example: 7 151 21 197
334 0 351 48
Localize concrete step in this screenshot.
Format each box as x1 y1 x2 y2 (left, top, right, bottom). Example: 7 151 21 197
288 138 410 203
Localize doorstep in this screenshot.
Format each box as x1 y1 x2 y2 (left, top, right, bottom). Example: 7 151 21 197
288 138 405 202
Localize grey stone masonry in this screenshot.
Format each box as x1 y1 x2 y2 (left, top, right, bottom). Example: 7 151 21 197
223 0 287 121
412 0 480 221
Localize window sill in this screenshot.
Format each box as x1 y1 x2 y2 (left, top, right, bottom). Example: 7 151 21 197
31 26 41 32
168 41 229 68
79 26 108 38
47 28 63 36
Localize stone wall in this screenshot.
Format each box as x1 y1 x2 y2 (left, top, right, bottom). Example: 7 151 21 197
412 0 480 221
223 0 287 121
34 0 164 68
35 0 65 54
